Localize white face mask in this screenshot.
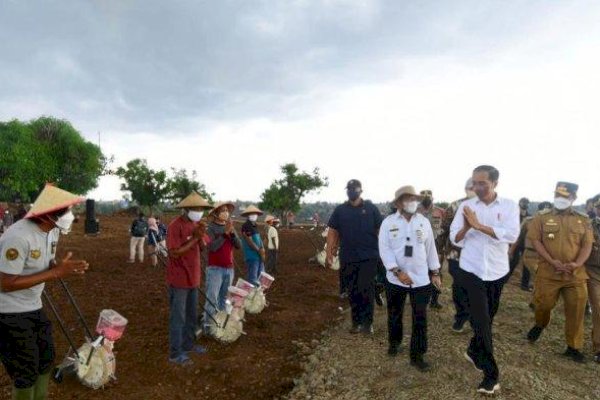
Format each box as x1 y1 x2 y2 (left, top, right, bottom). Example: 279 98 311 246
55 210 75 234
554 197 572 211
187 210 204 222
403 200 419 214
248 214 258 222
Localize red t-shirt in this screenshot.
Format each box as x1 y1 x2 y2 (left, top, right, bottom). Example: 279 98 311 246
208 234 235 268
166 216 206 288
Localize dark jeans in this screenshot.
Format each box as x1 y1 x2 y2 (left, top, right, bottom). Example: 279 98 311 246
0 309 55 388
168 286 198 359
345 259 377 327
455 267 507 381
266 249 278 275
448 259 470 325
246 259 264 286
386 283 431 360
430 270 442 305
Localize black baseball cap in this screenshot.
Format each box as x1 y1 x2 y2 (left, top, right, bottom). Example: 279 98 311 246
345 179 362 190
555 182 578 197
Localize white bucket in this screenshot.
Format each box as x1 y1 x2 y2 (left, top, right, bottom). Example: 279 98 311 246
259 272 275 290
235 278 256 292
227 286 249 308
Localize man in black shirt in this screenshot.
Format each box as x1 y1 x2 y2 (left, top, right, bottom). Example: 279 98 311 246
326 179 383 334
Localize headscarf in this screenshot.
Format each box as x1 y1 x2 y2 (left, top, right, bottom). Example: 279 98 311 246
148 217 159 232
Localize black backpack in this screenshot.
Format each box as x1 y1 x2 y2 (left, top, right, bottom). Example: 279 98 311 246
132 219 149 237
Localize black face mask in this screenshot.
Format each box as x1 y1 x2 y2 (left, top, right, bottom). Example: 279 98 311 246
347 189 361 202
421 198 432 208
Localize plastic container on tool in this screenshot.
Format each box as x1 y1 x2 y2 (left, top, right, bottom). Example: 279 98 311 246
235 278 255 292
259 272 275 290
227 286 249 308
95 309 128 341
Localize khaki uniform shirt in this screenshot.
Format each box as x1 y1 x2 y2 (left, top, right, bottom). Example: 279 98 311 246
0 219 60 313
527 208 593 281
586 218 600 281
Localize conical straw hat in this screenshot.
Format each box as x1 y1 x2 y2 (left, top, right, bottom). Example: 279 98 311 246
209 201 235 215
175 191 212 209
25 184 84 218
240 205 263 216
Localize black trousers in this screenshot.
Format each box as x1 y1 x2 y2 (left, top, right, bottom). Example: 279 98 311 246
345 259 377 327
386 283 431 360
430 270 442 305
508 249 532 289
339 262 351 295
0 309 55 389
265 249 278 275
455 267 507 381
448 259 470 324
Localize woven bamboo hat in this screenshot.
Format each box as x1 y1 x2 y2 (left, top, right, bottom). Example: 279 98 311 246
175 191 212 209
264 215 276 223
210 201 235 215
240 205 263 216
25 184 84 218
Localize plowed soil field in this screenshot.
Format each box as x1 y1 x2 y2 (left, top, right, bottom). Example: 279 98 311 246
0 216 339 400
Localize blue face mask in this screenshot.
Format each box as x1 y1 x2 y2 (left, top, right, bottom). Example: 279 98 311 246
347 189 361 201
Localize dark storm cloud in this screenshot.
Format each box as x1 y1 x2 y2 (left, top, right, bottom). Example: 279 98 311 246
0 0 553 132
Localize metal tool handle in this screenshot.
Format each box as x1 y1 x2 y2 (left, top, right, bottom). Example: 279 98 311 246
43 290 81 360
57 277 95 340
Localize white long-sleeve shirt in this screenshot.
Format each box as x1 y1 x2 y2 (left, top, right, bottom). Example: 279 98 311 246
379 212 440 288
449 195 520 281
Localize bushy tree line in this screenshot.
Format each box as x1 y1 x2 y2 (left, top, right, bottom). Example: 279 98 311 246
0 117 108 202
116 159 213 212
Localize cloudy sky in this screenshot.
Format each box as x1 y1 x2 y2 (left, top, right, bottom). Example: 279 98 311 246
1 0 599 204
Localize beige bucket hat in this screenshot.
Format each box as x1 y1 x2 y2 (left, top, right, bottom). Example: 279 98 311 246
240 205 264 216
175 191 212 209
209 201 235 215
25 184 84 218
393 185 422 203
264 215 276 224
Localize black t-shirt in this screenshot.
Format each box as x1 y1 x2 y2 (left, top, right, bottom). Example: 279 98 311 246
328 199 383 264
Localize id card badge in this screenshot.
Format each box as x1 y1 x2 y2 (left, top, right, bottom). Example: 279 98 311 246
404 245 413 257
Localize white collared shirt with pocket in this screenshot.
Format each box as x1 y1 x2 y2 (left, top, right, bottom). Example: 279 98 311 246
379 212 441 288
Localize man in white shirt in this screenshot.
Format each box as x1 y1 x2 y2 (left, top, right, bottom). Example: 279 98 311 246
450 165 520 395
379 186 441 372
264 215 280 275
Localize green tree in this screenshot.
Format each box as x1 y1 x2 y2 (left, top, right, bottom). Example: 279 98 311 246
167 168 213 203
0 117 105 202
29 117 106 194
116 159 171 212
259 163 328 222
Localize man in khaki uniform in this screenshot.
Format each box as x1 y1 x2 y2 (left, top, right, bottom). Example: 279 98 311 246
526 182 593 363
418 190 446 309
586 199 600 363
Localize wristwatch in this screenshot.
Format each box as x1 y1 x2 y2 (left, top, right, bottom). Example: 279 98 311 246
430 269 441 276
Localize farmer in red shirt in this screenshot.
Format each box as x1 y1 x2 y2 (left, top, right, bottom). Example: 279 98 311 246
202 202 242 335
166 191 212 365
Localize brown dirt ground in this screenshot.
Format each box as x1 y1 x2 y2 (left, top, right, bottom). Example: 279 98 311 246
0 216 340 399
